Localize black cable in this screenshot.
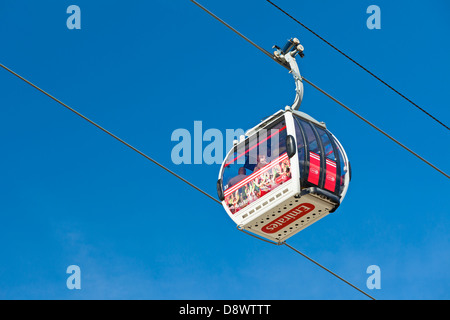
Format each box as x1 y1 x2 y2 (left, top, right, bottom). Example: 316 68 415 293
283 242 376 300
266 0 450 131
236 228 376 300
190 0 289 71
0 63 222 205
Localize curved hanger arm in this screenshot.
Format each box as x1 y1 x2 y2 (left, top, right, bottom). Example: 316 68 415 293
273 38 305 110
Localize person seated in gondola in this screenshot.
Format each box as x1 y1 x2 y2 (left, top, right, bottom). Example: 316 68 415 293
253 154 268 172
228 167 247 187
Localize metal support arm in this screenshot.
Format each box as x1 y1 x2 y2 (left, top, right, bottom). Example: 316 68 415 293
274 38 305 110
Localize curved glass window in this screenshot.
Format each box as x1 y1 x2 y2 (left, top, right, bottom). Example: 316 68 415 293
295 117 321 187
315 127 338 193
221 117 292 214
316 127 335 161
294 118 306 183
293 115 345 197
334 137 348 196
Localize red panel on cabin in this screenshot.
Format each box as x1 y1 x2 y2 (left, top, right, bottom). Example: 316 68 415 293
324 159 337 192
308 152 320 185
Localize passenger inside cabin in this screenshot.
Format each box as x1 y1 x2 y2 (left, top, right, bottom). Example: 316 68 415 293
228 167 247 187
253 154 268 172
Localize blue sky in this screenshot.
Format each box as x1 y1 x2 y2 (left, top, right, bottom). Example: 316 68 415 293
0 0 449 300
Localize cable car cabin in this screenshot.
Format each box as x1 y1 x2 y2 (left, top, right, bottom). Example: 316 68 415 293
217 107 350 243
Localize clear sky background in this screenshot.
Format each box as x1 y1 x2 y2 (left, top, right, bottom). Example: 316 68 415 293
0 0 449 300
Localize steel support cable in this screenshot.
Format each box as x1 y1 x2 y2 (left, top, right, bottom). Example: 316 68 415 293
190 0 289 71
283 242 376 300
0 59 375 300
237 227 376 300
190 0 450 180
0 63 221 205
266 0 450 132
